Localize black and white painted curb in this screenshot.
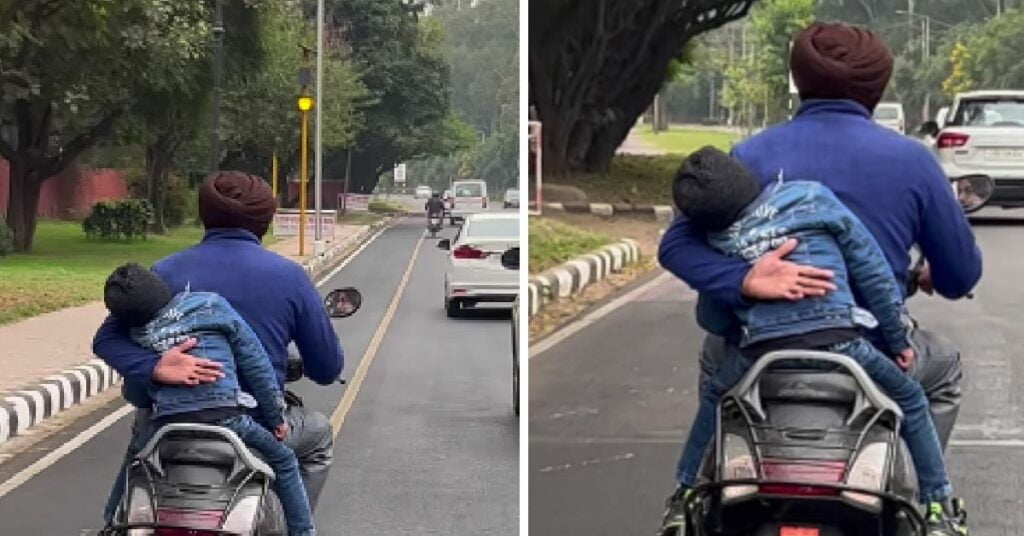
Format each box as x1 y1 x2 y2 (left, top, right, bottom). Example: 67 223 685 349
529 202 676 222
0 359 121 443
527 239 641 317
0 221 391 446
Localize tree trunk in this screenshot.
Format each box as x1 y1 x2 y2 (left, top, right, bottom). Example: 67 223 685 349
6 161 42 253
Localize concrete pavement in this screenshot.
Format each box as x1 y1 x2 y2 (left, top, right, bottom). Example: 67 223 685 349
529 219 1024 536
0 218 518 535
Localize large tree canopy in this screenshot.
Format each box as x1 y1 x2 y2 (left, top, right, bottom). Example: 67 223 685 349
529 0 756 175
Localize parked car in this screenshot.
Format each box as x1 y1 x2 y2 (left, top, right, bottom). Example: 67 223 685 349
414 185 432 199
924 90 1024 208
438 212 519 318
450 180 488 224
503 188 520 209
873 102 905 134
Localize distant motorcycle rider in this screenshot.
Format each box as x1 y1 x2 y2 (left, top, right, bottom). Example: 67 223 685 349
425 192 445 216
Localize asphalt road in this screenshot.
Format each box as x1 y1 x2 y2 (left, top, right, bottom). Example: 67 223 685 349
529 215 1024 536
0 216 519 535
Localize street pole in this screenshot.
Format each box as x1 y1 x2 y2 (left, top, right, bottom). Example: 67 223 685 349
299 101 310 257
211 0 224 173
342 148 352 214
272 152 278 203
314 0 324 252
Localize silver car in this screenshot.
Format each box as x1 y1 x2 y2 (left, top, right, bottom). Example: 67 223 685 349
438 212 519 318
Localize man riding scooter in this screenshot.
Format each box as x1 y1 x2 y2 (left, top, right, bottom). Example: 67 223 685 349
657 22 981 535
425 192 446 236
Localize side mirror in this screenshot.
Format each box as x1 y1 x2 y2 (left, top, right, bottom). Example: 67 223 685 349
325 287 362 318
919 121 940 138
437 238 451 250
951 174 994 214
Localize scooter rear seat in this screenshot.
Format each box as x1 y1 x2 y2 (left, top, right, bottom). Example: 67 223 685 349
158 438 239 467
759 371 859 405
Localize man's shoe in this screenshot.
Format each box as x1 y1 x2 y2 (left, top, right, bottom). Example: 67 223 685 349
658 486 692 536
925 497 969 536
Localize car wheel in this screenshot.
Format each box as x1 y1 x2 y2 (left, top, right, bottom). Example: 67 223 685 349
446 298 462 318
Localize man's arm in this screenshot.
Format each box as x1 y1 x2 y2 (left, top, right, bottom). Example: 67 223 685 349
210 297 285 427
816 186 910 354
92 315 161 383
914 152 983 298
658 217 751 308
291 270 344 385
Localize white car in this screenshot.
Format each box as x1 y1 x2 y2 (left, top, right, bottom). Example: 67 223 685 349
414 185 432 199
439 212 519 317
873 102 905 134
450 180 488 224
930 90 1024 208
503 188 520 209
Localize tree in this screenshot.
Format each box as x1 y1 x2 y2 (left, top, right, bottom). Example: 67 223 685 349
0 0 209 251
529 0 756 175
324 0 454 193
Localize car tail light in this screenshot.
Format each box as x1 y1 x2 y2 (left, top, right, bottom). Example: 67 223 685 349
721 433 758 502
841 442 888 511
937 132 969 148
454 245 486 259
154 507 222 535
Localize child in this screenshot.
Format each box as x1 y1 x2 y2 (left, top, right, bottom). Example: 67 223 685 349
103 263 316 536
659 147 966 536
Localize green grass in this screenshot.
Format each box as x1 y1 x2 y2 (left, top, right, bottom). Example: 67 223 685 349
634 126 739 155
529 218 612 274
0 221 204 325
550 154 685 205
337 211 385 226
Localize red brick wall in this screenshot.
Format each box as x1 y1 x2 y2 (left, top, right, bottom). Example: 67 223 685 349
0 160 128 220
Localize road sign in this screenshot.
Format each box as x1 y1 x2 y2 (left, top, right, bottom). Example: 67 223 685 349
394 163 406 184
273 209 336 239
339 193 370 212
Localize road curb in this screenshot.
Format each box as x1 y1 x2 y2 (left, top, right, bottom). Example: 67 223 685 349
533 202 676 222
527 239 641 317
0 217 393 446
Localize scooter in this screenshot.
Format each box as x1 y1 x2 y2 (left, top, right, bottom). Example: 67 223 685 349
101 287 362 536
427 213 443 238
676 176 993 536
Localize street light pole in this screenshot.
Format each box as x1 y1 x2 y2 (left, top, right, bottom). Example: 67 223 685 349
211 0 224 173
314 0 324 252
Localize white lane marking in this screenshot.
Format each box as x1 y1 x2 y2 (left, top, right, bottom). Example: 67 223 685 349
315 219 398 287
0 404 132 499
329 233 425 435
0 223 398 494
949 439 1024 448
530 272 673 359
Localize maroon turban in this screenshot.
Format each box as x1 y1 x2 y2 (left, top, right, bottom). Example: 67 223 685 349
198 171 277 238
790 22 893 111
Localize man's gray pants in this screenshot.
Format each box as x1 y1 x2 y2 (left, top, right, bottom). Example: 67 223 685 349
699 327 963 449
105 405 333 522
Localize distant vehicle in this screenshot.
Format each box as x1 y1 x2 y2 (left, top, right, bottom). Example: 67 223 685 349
503 188 520 209
873 102 905 134
415 185 432 199
936 106 950 128
450 180 488 225
438 212 519 318
924 90 1024 208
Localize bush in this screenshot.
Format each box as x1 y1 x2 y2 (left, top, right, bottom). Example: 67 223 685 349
163 174 198 227
83 199 154 240
0 219 13 256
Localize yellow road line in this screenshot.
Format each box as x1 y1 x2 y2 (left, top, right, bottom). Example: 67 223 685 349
330 231 425 436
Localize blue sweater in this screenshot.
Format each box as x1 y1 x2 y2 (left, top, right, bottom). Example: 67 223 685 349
659 99 982 312
93 229 343 407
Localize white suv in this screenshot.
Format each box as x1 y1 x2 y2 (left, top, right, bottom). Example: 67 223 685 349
930 90 1024 208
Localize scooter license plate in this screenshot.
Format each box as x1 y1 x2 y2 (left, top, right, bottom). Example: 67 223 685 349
780 527 819 536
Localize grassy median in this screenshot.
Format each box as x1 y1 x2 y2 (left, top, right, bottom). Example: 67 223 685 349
0 222 204 325
633 126 739 155
529 218 612 274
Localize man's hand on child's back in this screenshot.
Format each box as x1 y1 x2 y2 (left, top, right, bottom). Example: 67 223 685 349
896 348 915 371
273 422 289 441
741 239 837 301
152 338 224 385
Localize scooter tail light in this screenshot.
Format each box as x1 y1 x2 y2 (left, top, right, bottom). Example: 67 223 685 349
721 433 758 502
154 507 223 535
841 442 888 511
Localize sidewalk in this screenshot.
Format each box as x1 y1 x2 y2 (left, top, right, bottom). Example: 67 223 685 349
0 221 379 443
